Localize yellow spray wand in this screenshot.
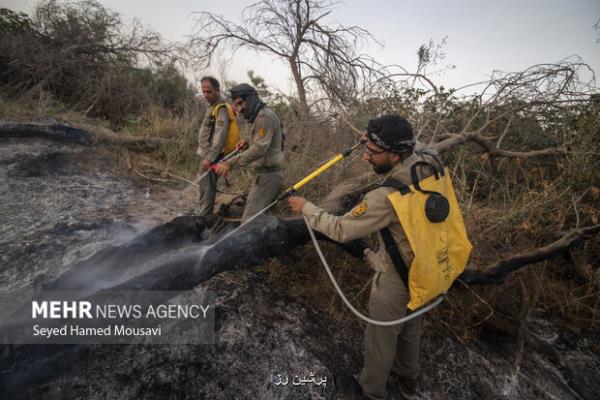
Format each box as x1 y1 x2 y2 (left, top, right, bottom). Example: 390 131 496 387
276 139 366 201
211 138 365 246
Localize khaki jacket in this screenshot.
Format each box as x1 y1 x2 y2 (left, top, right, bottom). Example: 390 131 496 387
196 96 231 163
228 107 283 171
302 148 440 274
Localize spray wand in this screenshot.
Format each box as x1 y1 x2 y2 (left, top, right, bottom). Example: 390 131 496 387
211 139 365 246
275 139 366 201
189 148 241 187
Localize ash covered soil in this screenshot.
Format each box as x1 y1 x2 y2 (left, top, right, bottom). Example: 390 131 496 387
0 134 599 399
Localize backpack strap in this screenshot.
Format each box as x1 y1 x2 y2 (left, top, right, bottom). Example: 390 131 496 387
379 179 411 289
380 227 410 290
381 177 411 195
207 102 230 152
210 102 228 119
415 146 444 173
410 161 443 195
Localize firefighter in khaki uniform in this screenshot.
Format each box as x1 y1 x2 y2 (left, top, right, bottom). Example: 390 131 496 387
196 76 233 216
215 83 284 222
289 115 439 400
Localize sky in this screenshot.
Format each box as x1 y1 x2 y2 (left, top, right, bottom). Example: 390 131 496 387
3 0 599 96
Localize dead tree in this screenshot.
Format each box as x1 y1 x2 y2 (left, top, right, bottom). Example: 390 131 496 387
188 0 381 115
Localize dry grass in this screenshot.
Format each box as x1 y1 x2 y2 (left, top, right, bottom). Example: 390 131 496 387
0 90 104 126
119 104 204 178
256 243 372 324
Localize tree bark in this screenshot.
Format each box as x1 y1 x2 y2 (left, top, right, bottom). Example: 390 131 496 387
289 58 309 116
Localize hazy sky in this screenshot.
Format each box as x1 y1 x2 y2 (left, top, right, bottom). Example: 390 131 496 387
3 0 599 95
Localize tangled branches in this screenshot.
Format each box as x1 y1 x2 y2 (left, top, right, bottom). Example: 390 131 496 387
188 0 383 115
0 1 183 124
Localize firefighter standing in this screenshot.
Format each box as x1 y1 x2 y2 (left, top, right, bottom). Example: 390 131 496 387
288 114 442 400
215 83 283 222
196 76 239 216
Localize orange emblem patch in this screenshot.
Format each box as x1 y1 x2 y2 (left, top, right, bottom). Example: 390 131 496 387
258 127 266 138
351 202 368 217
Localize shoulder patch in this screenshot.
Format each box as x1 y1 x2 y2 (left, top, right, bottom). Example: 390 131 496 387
351 201 368 217
258 127 266 138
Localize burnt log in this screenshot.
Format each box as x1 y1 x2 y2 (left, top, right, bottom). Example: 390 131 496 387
0 214 367 391
0 121 92 145
0 121 173 150
40 215 216 294
40 215 366 293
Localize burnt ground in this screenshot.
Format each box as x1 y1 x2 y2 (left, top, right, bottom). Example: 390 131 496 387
0 134 599 399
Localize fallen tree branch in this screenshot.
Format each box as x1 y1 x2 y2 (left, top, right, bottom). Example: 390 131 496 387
0 121 174 150
133 167 180 185
460 224 600 285
433 131 566 158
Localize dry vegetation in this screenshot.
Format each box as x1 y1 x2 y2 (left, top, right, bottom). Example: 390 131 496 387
1 0 599 339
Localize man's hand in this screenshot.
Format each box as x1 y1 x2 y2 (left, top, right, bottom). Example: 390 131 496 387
288 196 308 213
215 162 231 177
236 140 249 151
200 159 212 171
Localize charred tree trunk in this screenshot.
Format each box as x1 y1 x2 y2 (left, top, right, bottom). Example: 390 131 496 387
0 121 173 150
0 214 367 390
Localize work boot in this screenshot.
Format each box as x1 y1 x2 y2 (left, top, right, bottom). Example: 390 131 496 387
397 377 417 400
334 374 367 400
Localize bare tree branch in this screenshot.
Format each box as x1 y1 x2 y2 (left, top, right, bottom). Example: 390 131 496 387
433 131 567 158
460 224 600 285
188 0 383 115
0 121 174 150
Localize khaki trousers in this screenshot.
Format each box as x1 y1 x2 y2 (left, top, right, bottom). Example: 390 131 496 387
358 269 423 400
242 171 283 222
197 170 218 217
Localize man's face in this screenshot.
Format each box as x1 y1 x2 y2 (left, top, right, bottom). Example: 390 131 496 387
201 80 219 105
232 97 246 115
362 139 394 174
